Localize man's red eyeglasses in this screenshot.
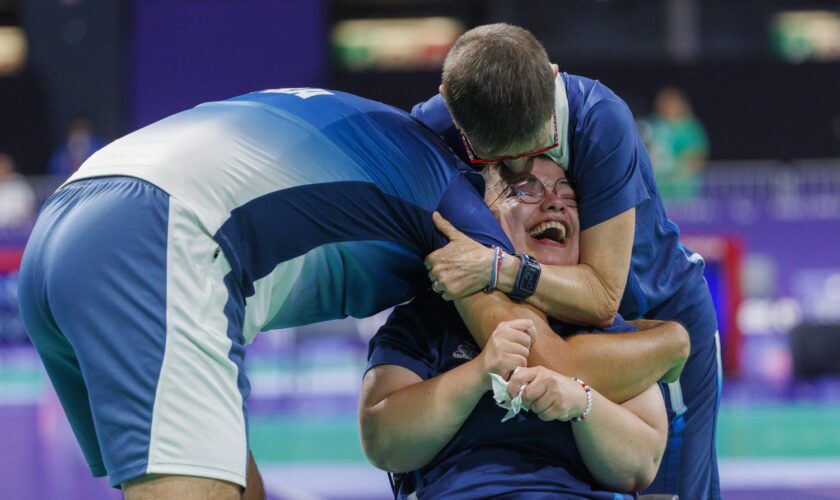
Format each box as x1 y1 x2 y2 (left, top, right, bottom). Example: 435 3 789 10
459 111 558 165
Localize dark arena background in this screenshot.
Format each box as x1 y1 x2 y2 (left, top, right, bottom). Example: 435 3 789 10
1 1 840 498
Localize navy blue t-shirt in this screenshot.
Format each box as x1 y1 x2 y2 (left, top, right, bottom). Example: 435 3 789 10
366 291 637 499
411 74 717 348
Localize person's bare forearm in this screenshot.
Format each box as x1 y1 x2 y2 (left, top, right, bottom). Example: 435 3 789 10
360 362 486 473
529 325 687 403
455 292 689 403
560 323 687 401
498 259 619 327
572 385 666 492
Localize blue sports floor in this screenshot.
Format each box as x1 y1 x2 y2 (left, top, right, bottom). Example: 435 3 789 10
1 341 839 499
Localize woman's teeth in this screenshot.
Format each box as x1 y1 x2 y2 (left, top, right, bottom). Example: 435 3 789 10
529 221 566 242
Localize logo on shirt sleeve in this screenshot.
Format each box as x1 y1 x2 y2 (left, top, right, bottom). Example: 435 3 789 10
452 343 479 360
261 88 335 100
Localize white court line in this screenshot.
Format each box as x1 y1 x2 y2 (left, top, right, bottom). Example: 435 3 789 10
719 458 840 488
261 463 390 500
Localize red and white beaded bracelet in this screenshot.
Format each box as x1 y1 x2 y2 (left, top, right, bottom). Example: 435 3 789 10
570 377 592 422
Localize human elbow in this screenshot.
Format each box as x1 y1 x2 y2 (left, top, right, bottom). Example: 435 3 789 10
586 273 621 327
591 301 618 328
362 442 404 474
581 291 618 328
625 438 665 492
359 415 412 473
597 436 663 493
672 322 691 359
360 418 393 471
630 458 660 492
606 462 658 494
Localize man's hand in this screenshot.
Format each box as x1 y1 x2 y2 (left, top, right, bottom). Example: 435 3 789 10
507 366 588 422
475 319 537 381
425 212 495 300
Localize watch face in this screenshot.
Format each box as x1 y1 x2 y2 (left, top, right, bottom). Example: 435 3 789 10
510 253 541 300
522 270 539 291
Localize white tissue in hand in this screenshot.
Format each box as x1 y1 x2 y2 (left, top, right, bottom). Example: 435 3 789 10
489 369 530 422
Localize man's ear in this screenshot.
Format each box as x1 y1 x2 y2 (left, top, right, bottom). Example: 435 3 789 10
439 84 446 98
551 64 559 78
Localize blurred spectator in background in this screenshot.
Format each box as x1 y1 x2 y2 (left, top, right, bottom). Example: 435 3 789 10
48 118 105 178
641 87 709 200
0 153 35 228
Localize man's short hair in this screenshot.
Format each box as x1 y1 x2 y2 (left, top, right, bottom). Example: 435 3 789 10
442 23 554 154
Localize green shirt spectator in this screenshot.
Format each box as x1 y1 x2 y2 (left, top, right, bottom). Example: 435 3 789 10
643 88 709 200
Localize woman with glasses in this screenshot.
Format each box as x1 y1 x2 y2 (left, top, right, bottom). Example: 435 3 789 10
359 156 678 499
